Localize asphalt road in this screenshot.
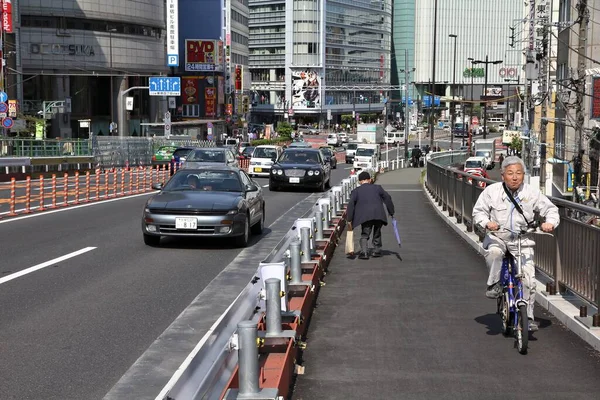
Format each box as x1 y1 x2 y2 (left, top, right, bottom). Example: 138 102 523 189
0 166 350 400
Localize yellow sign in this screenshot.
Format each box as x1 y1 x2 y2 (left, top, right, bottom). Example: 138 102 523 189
35 121 45 139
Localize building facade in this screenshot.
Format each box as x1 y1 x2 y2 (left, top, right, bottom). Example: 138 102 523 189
249 0 392 126
16 0 168 138
392 0 525 123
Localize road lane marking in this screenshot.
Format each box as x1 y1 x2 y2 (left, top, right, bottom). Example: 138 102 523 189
262 184 269 187
0 247 97 285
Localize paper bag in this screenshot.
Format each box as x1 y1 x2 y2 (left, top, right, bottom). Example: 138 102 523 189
345 229 355 255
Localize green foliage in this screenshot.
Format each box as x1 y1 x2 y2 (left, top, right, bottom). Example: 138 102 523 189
250 137 290 146
489 127 498 133
509 136 522 153
341 115 353 125
276 122 293 138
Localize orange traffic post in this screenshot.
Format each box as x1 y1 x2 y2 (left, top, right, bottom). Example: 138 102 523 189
129 169 133 194
74 171 80 205
119 169 125 196
112 169 117 197
39 176 45 211
24 177 32 214
63 173 69 207
104 170 109 199
85 171 91 202
50 174 57 209
95 169 100 200
143 167 148 192
135 167 141 194
8 177 17 216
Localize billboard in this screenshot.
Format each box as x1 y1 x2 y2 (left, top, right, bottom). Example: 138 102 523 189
182 78 199 104
591 77 600 119
234 65 243 91
291 70 320 109
185 40 223 72
485 87 503 97
2 0 13 33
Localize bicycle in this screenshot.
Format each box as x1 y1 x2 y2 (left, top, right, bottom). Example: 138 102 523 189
494 226 552 355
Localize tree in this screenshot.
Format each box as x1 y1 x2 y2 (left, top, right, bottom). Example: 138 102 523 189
509 136 522 154
276 121 293 138
341 115 353 126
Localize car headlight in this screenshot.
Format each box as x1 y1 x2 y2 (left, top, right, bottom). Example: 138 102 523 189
314 170 321 175
144 207 150 213
227 209 238 215
307 170 314 176
277 169 283 175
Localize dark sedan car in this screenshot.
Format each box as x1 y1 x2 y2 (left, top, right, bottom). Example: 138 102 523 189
269 148 331 192
142 166 265 248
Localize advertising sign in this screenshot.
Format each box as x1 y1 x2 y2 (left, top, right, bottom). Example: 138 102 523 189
485 87 503 97
185 40 223 72
591 77 600 119
2 0 13 33
205 87 216 117
291 70 320 109
8 99 17 117
182 78 199 104
234 65 243 91
166 0 178 66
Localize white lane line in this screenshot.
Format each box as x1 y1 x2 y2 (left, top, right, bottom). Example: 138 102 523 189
0 247 97 285
262 184 269 187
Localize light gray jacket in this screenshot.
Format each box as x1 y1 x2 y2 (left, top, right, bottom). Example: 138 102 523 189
473 182 560 244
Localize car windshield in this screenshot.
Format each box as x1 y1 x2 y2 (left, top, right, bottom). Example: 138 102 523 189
475 151 490 158
253 147 278 159
165 170 243 192
320 149 333 156
173 148 192 158
225 139 238 145
242 147 255 156
186 149 226 163
280 151 320 164
328 135 336 139
465 160 483 168
289 142 310 148
356 148 374 156
346 143 358 150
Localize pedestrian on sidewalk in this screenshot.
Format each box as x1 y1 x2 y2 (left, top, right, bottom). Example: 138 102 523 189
346 171 396 260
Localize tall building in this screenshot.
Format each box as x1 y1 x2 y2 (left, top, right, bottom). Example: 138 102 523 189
16 0 167 138
175 0 250 136
248 0 393 127
392 0 524 123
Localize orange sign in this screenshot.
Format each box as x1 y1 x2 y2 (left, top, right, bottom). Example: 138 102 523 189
205 87 216 117
226 104 233 115
234 65 242 91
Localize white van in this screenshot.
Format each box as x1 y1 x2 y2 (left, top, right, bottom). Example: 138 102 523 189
249 145 283 177
353 147 377 171
384 131 408 145
327 133 341 147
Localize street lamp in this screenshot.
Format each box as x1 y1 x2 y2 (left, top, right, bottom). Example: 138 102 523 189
467 57 475 148
108 27 117 134
504 77 519 128
473 55 503 139
449 34 457 150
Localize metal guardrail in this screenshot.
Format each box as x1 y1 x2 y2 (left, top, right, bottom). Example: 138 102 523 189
155 170 371 399
425 152 600 310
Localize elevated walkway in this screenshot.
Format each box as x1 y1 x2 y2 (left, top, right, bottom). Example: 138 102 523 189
293 167 600 399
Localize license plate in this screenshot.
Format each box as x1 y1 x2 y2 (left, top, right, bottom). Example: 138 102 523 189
359 163 368 167
289 177 300 183
254 167 262 172
175 217 197 230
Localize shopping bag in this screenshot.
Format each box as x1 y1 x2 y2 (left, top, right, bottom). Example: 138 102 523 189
345 229 355 255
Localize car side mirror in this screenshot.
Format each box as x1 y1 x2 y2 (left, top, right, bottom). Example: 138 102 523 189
271 156 277 161
152 182 164 190
246 184 259 192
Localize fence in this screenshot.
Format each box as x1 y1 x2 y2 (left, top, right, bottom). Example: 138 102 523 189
425 152 600 312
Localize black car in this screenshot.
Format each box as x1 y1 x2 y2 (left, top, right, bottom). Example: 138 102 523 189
269 148 331 192
319 147 337 169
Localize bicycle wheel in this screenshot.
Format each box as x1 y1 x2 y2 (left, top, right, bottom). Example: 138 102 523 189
516 304 529 354
500 292 512 336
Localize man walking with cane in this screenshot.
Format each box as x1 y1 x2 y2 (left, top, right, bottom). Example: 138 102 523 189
346 171 396 260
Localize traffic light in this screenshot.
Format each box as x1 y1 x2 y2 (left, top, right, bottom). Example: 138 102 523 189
242 96 249 113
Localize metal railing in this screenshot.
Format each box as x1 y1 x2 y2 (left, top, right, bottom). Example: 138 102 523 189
425 152 600 309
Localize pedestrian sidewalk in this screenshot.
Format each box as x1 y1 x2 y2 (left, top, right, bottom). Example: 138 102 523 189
292 167 600 400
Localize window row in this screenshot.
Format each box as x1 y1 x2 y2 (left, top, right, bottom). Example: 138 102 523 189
232 10 249 26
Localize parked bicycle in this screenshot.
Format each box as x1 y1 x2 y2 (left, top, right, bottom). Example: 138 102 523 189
495 226 553 355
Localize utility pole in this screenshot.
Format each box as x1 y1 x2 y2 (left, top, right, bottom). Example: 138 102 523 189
574 0 589 199
539 2 550 194
449 34 458 151
429 0 438 150
403 49 410 162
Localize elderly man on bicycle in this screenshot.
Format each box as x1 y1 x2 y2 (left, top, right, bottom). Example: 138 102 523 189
473 156 559 331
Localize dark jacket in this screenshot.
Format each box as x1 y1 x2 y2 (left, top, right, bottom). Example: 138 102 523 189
346 183 395 227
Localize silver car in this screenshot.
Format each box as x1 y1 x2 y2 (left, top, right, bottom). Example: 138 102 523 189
142 166 265 247
182 147 239 169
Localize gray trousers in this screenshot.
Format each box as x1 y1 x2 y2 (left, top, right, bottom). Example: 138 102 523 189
483 235 536 318
360 221 383 253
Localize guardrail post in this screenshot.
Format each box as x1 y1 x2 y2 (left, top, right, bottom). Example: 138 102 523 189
330 192 338 217
237 321 261 396
300 227 311 263
289 238 303 285
265 278 283 337
315 210 324 241
320 201 330 228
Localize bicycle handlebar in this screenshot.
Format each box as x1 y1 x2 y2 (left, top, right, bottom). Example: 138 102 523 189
491 226 554 237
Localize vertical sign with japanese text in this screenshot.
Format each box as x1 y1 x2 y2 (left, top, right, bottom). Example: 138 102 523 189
2 0 13 33
166 0 179 66
205 87 216 117
591 77 600 120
